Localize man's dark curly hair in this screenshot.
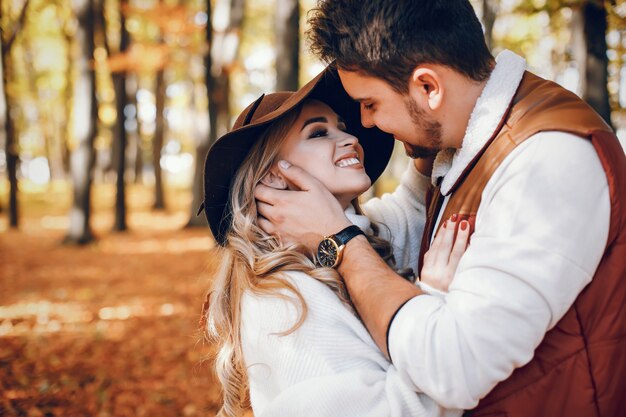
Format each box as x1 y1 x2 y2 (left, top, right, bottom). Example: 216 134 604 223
307 0 495 93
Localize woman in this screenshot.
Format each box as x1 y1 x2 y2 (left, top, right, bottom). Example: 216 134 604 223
200 66 468 417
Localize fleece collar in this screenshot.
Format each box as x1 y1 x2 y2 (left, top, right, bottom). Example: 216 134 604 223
431 50 527 195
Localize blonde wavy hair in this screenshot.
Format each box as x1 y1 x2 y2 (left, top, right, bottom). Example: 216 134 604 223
201 101 401 417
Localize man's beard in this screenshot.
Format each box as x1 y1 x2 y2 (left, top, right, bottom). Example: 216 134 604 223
403 97 442 159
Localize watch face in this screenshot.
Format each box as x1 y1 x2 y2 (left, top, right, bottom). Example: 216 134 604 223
317 238 339 268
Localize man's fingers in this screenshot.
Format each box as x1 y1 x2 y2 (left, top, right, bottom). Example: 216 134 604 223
254 183 281 205
277 160 322 192
257 216 276 235
257 201 274 221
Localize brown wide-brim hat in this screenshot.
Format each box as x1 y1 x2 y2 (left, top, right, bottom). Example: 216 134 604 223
201 64 394 246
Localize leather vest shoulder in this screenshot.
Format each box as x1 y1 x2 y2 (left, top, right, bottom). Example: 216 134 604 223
420 72 626 417
420 72 611 264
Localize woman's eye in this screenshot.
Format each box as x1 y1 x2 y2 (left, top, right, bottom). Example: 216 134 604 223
309 128 328 138
338 123 348 132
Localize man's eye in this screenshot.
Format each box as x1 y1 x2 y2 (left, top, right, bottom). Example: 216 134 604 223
363 103 374 110
310 128 328 138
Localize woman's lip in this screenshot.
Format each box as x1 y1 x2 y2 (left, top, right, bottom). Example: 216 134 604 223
335 157 364 169
334 153 359 165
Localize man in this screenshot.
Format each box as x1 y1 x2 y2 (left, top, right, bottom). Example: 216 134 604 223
254 1 626 416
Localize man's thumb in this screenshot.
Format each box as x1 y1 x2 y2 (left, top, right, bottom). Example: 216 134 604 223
277 160 317 191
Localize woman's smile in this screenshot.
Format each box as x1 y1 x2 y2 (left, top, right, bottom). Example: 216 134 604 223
277 99 372 208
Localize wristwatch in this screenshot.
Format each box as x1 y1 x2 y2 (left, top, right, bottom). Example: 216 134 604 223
317 225 365 268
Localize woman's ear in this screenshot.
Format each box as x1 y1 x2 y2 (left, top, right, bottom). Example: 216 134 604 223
260 168 288 190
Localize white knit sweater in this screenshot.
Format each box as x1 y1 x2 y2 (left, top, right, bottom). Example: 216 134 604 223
241 163 460 417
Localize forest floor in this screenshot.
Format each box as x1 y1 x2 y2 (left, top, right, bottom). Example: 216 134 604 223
0 184 231 417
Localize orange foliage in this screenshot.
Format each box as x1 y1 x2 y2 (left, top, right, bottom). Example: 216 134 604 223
0 228 225 416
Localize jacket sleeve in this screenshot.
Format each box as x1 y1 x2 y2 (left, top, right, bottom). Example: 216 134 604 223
363 161 431 272
387 133 611 409
241 271 462 417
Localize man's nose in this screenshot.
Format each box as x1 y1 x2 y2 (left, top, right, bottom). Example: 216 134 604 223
360 106 375 128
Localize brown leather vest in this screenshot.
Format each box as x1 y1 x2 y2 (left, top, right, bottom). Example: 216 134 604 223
420 72 626 417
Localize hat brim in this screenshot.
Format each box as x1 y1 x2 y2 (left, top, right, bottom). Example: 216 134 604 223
203 65 395 245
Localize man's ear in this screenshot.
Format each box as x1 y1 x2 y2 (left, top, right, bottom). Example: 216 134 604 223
409 66 443 111
260 167 288 190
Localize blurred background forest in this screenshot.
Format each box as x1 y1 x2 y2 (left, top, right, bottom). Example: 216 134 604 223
1 0 626 236
1 0 625 416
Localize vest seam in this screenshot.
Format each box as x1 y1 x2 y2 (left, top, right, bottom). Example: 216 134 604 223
478 343 594 409
591 130 626 244
573 304 602 417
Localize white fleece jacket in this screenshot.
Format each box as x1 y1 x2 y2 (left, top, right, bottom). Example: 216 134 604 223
387 50 610 409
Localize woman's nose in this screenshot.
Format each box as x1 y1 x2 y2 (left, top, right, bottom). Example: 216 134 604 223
338 134 358 147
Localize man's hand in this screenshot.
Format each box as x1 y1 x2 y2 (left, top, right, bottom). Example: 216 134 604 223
254 160 352 250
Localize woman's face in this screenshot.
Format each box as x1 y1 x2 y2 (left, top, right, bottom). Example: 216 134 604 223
277 100 372 208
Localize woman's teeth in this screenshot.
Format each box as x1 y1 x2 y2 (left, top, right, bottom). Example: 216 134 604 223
336 157 360 168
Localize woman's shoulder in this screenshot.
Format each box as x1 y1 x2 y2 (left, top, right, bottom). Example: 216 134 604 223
243 270 336 306
241 270 357 336
241 271 329 327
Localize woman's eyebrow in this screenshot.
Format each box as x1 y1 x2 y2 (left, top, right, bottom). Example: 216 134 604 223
300 116 328 131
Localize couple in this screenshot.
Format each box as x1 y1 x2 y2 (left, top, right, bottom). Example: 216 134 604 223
200 1 626 416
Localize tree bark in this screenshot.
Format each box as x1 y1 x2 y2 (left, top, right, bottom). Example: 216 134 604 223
187 0 245 227
112 4 130 231
0 0 30 228
62 30 74 176
187 3 214 228
1 43 18 228
127 74 143 184
572 1 612 127
0 50 4 214
112 71 128 229
152 68 166 210
64 0 98 245
212 0 244 137
275 0 299 91
482 0 497 51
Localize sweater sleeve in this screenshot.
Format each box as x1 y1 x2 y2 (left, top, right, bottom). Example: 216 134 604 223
241 271 462 417
387 132 611 409
363 161 431 271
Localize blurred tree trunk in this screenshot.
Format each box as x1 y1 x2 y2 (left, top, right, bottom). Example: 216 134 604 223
572 0 612 127
128 74 143 184
112 2 130 230
482 0 497 51
151 0 167 210
1 43 17 227
0 51 4 214
0 0 30 229
275 0 299 91
153 68 166 210
187 0 245 227
212 0 245 136
187 3 214 228
65 0 97 244
62 30 74 175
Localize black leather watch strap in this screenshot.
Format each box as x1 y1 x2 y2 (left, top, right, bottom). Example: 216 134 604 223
333 225 365 246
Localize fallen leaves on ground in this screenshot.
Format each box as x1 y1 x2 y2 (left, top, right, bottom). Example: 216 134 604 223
0 223 226 417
